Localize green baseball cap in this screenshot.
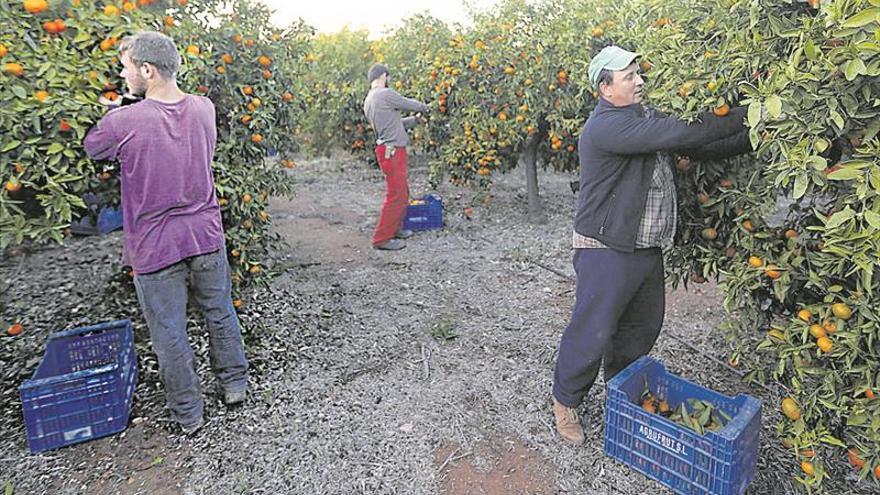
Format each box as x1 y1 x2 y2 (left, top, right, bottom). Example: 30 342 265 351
588 46 640 88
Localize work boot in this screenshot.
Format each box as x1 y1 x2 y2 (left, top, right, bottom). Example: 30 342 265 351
553 398 585 445
374 239 406 250
395 229 414 239
223 388 247 406
180 417 205 436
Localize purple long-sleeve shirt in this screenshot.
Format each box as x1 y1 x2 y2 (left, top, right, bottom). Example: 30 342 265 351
84 95 225 274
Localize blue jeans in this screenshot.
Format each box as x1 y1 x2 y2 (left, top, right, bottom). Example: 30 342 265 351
133 249 248 427
553 248 665 408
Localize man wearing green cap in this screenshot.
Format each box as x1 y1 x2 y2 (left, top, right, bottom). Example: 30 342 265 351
551 45 752 445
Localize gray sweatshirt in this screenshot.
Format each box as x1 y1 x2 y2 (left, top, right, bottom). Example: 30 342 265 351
363 87 429 147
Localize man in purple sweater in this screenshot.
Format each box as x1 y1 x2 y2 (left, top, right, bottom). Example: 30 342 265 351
84 31 247 434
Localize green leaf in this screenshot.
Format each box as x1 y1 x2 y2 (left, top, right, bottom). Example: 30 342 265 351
841 8 880 28
826 208 855 229
819 435 846 448
4 481 12 495
748 101 762 128
793 174 808 199
827 167 862 180
1 140 21 152
46 143 65 155
865 210 880 229
847 414 868 426
766 96 782 119
804 39 818 60
11 86 27 99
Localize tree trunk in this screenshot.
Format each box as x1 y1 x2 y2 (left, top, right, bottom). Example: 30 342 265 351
522 132 547 224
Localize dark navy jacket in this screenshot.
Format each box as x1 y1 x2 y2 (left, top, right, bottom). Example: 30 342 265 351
575 98 749 252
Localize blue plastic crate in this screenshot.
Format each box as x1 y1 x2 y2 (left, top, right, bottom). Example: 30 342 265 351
70 205 123 235
404 194 443 231
19 320 137 453
604 356 761 495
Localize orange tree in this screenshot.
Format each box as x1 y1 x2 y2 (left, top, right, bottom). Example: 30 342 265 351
0 0 309 304
170 0 309 302
298 27 375 158
574 0 880 489
381 0 596 222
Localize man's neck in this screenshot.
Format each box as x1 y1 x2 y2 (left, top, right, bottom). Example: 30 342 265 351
370 82 385 90
145 80 186 103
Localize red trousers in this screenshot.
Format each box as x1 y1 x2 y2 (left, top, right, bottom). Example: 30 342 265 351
373 145 409 246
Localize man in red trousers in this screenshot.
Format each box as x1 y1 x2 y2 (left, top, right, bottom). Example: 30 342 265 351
363 63 430 250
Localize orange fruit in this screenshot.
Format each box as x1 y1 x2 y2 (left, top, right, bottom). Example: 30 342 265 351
242 193 253 203
249 265 261 274
221 53 233 64
242 219 253 229
713 103 730 117
261 69 272 79
122 1 135 12
831 303 852 320
104 4 120 16
784 229 799 239
742 219 754 232
259 211 269 221
24 0 48 14
242 85 254 95
3 62 24 77
800 461 815 477
697 193 710 205
231 249 240 257
0 44 8 57
34 90 49 102
504 66 515 75
640 60 652 73
258 55 272 67
240 114 252 124
764 265 781 279
232 299 243 309
748 256 763 268
874 465 880 479
822 320 836 334
641 398 656 414
782 397 800 420
701 227 718 240
233 34 243 44
250 134 262 144
7 323 23 336
282 91 293 102
800 448 815 458
215 66 226 74
848 448 866 469
658 399 670 413
591 27 604 37
164 15 174 27
477 167 490 177
809 324 826 339
865 389 875 400
251 97 261 107
817 336 833 353
5 179 22 193
186 45 199 56
797 309 812 322
768 329 786 341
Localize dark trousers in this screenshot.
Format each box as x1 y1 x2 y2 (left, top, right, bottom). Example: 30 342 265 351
553 247 665 408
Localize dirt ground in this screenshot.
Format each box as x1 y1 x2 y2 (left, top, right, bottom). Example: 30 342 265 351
1 154 875 494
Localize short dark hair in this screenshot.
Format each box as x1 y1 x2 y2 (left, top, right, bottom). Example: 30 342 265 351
119 31 180 80
367 63 388 83
596 68 613 88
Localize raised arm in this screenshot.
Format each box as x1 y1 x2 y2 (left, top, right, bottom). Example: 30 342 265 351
590 106 747 156
678 129 752 161
386 90 429 114
84 112 122 161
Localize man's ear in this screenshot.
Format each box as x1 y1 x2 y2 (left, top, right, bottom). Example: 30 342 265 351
598 80 611 97
139 63 152 80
